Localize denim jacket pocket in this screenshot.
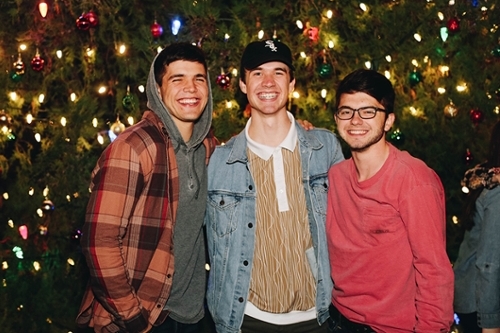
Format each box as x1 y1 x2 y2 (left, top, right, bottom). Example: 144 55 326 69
309 174 329 217
207 193 240 237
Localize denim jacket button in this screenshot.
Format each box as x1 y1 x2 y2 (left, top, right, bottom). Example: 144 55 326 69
248 185 253 190
323 183 328 188
238 297 244 303
248 223 253 228
219 200 225 205
243 260 248 266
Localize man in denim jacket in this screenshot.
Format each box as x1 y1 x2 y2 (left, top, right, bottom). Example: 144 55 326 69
205 40 344 333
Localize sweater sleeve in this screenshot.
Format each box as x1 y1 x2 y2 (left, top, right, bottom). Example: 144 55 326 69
400 180 454 332
475 188 500 328
81 139 149 332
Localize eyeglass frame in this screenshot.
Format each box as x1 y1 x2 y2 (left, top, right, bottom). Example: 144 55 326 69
334 106 387 120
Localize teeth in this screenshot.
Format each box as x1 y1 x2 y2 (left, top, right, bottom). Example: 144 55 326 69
349 130 367 134
179 98 198 105
258 93 277 100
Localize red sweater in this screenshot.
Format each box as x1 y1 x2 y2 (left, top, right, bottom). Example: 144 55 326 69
326 144 453 333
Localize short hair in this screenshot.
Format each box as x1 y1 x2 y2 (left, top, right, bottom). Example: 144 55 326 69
335 69 395 114
154 42 207 86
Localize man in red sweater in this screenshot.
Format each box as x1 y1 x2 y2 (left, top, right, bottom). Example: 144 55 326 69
326 69 454 332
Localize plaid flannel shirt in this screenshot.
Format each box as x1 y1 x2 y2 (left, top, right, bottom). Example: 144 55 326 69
76 111 216 332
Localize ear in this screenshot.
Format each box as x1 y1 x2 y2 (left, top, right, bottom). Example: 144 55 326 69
239 79 247 94
384 113 395 132
288 78 296 92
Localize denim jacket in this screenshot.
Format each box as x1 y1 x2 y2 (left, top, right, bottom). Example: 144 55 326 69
454 185 500 328
205 122 344 333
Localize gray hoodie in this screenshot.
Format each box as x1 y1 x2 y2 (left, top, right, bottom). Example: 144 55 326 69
145 52 213 324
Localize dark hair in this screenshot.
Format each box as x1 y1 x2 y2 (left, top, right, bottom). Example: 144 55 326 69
154 42 207 86
335 69 395 114
462 120 500 230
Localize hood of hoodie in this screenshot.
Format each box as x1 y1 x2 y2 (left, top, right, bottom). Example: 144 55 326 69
145 52 213 149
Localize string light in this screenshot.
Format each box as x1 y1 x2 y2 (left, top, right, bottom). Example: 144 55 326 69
56 50 63 58
171 19 181 35
328 41 334 48
258 30 264 39
38 1 48 18
296 20 303 29
359 3 368 12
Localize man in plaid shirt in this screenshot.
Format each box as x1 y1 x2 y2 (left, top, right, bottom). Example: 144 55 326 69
76 43 217 333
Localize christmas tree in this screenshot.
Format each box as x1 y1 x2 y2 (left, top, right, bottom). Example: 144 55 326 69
0 0 499 331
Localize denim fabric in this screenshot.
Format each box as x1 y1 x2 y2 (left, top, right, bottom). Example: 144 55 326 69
454 186 500 328
205 123 344 333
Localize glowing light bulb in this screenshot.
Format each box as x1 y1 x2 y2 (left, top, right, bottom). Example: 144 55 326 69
60 117 67 126
258 30 264 39
321 89 327 99
38 1 48 18
56 50 63 59
171 19 181 35
296 20 303 29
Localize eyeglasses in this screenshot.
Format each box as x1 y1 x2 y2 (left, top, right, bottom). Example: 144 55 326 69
335 106 386 120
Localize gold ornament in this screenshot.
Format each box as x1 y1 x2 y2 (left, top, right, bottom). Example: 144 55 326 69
444 102 458 118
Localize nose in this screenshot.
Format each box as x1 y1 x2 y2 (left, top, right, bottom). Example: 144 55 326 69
183 79 197 92
261 73 275 87
350 110 363 124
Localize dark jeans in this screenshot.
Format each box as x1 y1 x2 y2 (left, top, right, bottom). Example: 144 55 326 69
327 304 375 333
241 314 328 333
456 312 481 333
149 316 201 333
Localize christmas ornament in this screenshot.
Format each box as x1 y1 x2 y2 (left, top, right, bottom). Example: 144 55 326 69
446 17 460 34
491 45 500 58
389 128 405 145
151 20 163 38
13 54 25 75
464 148 474 164
122 94 136 110
41 199 55 211
469 108 484 125
10 72 23 82
408 70 422 86
85 11 99 28
216 71 231 89
110 119 126 136
307 26 319 43
31 50 45 71
318 62 333 79
76 13 91 30
444 102 458 118
71 229 82 244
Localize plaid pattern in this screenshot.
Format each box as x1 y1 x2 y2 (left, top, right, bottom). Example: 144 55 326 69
76 111 216 332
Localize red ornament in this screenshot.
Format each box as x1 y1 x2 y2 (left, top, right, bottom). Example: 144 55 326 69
150 21 163 38
216 73 231 89
76 14 90 30
31 54 45 71
307 27 320 43
447 17 460 33
84 11 99 28
469 108 484 125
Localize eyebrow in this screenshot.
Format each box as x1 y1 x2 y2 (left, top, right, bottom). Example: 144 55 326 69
167 73 207 80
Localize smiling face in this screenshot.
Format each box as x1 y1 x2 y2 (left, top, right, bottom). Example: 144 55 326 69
158 60 208 135
239 61 295 117
335 92 395 153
